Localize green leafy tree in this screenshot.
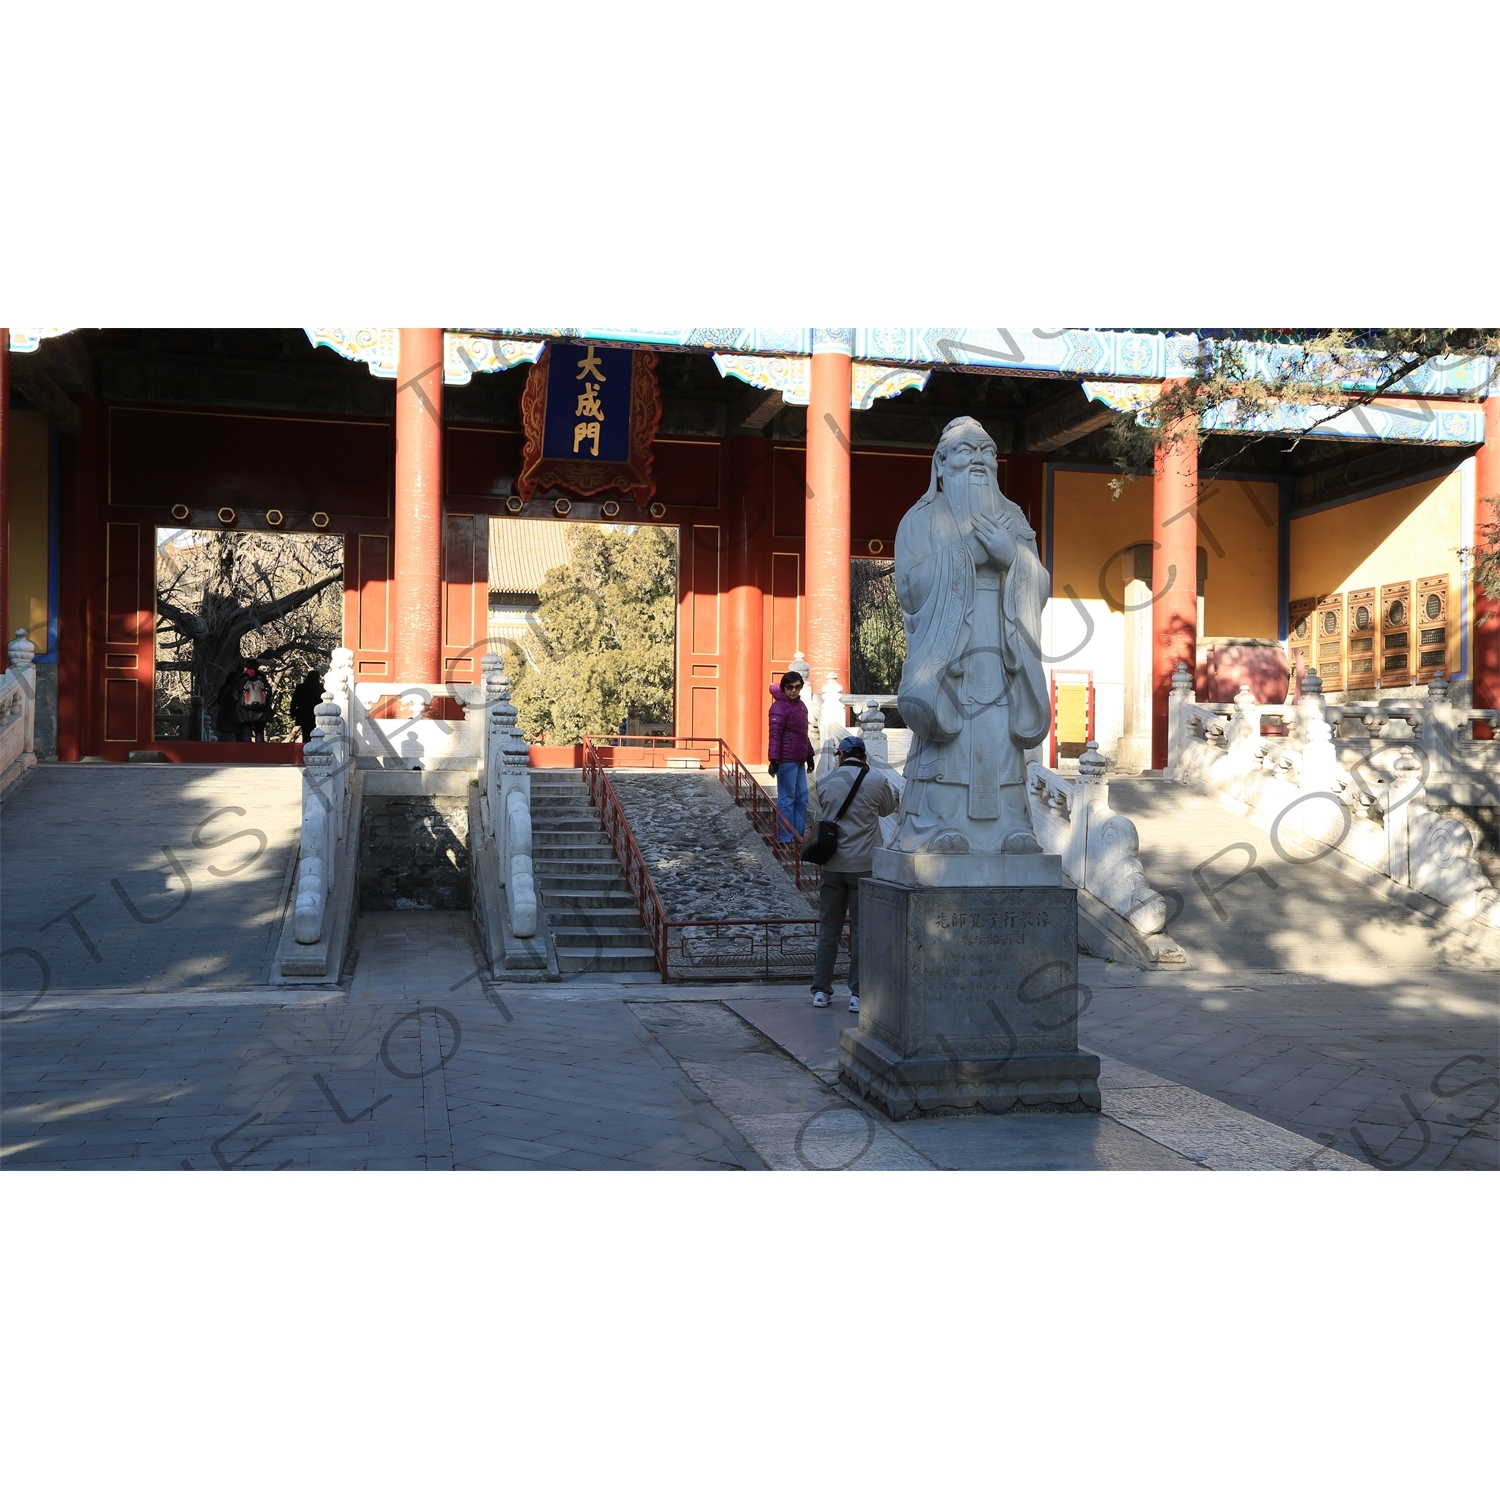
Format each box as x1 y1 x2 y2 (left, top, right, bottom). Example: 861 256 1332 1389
850 559 906 696
502 524 677 744
1467 510 1500 623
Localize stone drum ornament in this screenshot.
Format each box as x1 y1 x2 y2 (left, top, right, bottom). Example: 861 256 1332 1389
840 416 1101 1117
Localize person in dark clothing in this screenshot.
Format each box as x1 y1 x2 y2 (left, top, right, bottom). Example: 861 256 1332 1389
216 658 275 743
290 668 326 743
806 736 901 1013
767 671 816 841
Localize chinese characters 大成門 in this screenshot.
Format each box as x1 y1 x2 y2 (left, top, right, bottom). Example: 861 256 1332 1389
573 345 606 457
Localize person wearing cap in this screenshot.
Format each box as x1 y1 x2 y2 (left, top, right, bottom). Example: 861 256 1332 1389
805 735 901 1013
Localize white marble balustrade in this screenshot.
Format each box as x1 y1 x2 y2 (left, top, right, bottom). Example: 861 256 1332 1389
1027 743 1169 936
342 675 491 769
1168 664 1500 927
1 629 38 796
480 654 537 938
290 648 356 945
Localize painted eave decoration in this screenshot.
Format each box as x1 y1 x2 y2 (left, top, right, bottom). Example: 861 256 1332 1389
7 328 74 353
304 327 400 378
444 333 546 384
481 327 1497 396
710 353 930 410
1083 381 1487 445
298 327 1495 443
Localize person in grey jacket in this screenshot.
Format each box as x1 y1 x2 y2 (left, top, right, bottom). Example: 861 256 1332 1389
806 735 901 1012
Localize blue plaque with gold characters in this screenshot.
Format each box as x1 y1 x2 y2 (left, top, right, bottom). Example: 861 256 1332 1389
540 343 633 463
519 342 661 504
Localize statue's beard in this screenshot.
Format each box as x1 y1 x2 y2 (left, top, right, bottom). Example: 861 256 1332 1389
942 461 999 525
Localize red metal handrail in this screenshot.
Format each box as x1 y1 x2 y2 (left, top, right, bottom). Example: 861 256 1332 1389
580 735 846 980
581 737 672 974
714 742 819 897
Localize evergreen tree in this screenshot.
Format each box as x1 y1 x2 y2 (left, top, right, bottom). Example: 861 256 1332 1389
502 524 677 744
850 559 905 697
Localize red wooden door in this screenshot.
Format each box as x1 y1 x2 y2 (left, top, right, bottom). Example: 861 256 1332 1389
678 523 722 741
97 520 152 754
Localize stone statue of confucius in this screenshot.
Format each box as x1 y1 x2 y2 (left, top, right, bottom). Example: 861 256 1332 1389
893 415 1050 856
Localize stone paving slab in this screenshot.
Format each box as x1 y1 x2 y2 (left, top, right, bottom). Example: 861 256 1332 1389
1 912 761 1172
628 1001 931 1170
1094 1055 1368 1170
884 1108 1200 1171
721 995 853 1082
0 764 302 995
1077 960 1499 1171
715 991 1360 1169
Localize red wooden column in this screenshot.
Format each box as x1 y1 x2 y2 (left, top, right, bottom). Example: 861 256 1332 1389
1151 384 1199 766
1 330 9 649
393 327 445 683
1474 394 1500 728
722 437 766 761
805 337 853 709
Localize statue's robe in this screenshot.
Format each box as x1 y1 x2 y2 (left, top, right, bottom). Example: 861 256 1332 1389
893 482 1050 851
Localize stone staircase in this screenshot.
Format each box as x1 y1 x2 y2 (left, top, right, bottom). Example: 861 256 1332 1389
529 770 658 974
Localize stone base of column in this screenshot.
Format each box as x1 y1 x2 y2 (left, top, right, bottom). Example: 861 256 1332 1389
839 877 1100 1120
1113 732 1154 775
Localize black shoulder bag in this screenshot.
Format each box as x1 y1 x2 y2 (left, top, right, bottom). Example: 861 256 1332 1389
801 764 870 866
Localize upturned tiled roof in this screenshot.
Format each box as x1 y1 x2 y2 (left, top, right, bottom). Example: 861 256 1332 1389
487 518 572 594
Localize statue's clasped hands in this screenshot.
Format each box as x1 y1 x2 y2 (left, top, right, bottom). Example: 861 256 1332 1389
972 510 1017 568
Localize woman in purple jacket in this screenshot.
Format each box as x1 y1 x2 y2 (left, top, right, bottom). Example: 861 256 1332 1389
767 671 815 842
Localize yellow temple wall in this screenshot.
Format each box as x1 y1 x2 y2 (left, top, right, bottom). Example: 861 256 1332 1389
1043 469 1144 760
1288 470 1463 601
1047 468 1278 638
7 408 51 651
1043 467 1282 760
1197 475 1280 638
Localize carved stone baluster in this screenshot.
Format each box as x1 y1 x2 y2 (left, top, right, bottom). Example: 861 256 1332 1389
1070 741 1107 890
858 700 888 764
8 629 37 761
1167 660 1194 771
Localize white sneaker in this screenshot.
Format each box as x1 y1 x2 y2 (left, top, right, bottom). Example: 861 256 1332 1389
848 996 860 1013
811 991 830 1007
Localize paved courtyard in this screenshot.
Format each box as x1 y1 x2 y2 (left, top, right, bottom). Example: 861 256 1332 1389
1 764 303 994
15 905 1487 1171
2 767 1494 1172
1078 961 1498 1171
1 913 762 1171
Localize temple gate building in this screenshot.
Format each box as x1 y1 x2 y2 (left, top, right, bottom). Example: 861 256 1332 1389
2 326 1496 770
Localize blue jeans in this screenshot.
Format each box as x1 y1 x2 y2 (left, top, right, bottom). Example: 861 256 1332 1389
775 761 808 841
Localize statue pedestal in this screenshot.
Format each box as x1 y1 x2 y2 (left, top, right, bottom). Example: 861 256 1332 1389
873 847 1061 888
839 876 1101 1120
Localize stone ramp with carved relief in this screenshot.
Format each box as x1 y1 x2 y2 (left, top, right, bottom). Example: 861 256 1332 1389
605 769 812 924
1104 776 1498 974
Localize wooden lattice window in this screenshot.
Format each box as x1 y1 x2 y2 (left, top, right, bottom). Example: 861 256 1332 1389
1415 573 1449 684
1346 587 1375 691
1289 596 1315 681
1315 593 1343 691
1380 580 1413 688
